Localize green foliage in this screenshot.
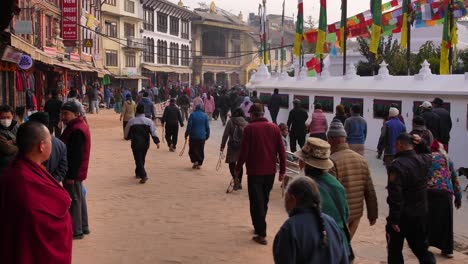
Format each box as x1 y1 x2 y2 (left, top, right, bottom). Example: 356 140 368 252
457 49 468 73
356 36 446 76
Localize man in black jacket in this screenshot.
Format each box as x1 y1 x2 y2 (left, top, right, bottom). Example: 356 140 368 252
125 104 160 183
268 89 282 124
28 112 68 182
386 133 435 264
176 92 190 121
432 97 452 146
419 101 440 140
44 90 63 137
162 98 184 152
286 99 308 153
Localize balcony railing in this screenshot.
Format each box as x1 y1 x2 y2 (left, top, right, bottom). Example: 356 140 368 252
194 56 241 66
126 37 146 51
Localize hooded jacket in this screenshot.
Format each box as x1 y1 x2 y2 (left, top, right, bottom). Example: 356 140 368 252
139 97 155 119
221 116 248 163
162 103 184 127
185 107 210 140
121 100 137 122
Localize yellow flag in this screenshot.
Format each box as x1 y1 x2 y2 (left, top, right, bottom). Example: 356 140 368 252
440 40 449 75
316 30 326 55
401 13 408 49
369 24 382 55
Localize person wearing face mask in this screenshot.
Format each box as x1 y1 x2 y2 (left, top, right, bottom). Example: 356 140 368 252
0 121 73 263
0 105 19 174
273 176 349 264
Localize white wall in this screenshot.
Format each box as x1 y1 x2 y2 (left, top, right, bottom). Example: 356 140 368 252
257 88 468 167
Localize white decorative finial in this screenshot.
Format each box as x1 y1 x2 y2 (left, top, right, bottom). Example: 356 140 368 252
343 64 357 80
415 60 433 80
250 64 271 84
298 66 308 80
375 61 390 80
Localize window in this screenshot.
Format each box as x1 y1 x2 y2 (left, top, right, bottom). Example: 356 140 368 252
106 50 118 67
340 98 364 115
45 15 52 45
105 0 116 6
260 93 271 105
125 52 136 67
233 44 241 57
170 43 179 65
181 20 189 39
315 96 334 113
181 45 190 66
143 37 155 63
374 99 402 119
105 21 117 38
157 40 168 64
124 0 135 13
143 7 154 31
157 12 168 33
170 16 179 36
124 23 135 37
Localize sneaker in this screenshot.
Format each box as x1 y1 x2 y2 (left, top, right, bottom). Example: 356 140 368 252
73 234 84 240
442 252 454 258
83 229 90 235
196 165 201 170
192 162 198 169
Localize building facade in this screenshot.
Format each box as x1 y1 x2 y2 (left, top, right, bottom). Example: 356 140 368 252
101 0 145 93
1 0 105 112
140 0 196 90
191 2 257 87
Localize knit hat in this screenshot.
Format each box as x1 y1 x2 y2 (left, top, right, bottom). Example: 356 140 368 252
327 120 347 138
61 101 80 114
432 97 444 106
388 107 399 117
248 103 264 115
420 101 432 109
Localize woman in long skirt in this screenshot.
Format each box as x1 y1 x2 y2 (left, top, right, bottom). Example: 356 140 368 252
220 108 248 190
185 105 210 169
427 140 462 258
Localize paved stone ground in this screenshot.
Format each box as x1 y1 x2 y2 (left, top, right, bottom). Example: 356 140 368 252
72 110 468 263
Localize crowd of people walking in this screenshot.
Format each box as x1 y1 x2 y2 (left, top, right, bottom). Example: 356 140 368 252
0 79 464 264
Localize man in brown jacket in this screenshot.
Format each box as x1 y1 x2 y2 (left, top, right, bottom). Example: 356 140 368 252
327 120 378 239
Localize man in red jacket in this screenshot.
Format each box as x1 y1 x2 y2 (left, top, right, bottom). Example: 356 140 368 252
236 103 286 245
60 101 91 239
0 121 73 263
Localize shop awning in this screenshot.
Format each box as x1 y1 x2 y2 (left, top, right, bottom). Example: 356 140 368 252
52 61 82 71
142 64 192 74
10 34 54 65
114 75 149 80
171 67 192 74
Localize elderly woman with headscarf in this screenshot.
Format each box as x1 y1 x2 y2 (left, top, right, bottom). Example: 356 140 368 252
274 176 349 264
240 96 253 120
220 108 248 190
426 140 462 258
185 104 210 169
294 137 353 261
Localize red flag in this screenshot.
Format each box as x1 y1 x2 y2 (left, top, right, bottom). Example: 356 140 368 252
304 30 318 43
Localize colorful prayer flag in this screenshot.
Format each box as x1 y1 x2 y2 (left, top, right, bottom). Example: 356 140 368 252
400 0 409 49
340 0 347 53
316 0 327 55
370 0 382 55
293 0 304 57
440 4 450 75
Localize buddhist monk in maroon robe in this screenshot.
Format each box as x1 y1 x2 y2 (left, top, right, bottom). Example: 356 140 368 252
0 121 73 263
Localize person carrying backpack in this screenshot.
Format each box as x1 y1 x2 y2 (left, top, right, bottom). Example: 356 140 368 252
220 108 248 190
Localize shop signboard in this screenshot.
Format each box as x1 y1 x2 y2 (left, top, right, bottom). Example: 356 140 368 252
1 46 23 64
62 0 78 41
15 21 33 34
18 54 33 70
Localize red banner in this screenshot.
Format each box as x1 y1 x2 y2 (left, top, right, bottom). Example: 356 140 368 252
62 0 78 41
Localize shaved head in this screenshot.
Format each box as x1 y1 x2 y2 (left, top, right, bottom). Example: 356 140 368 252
17 121 50 154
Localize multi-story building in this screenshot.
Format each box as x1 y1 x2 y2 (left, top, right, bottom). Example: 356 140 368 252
101 0 145 93
140 0 197 89
191 2 257 87
2 0 105 110
248 13 295 73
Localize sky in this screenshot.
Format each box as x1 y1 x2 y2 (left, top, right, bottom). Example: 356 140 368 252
169 0 372 25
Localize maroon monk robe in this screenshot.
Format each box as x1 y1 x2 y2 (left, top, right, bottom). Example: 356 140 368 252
0 155 73 264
